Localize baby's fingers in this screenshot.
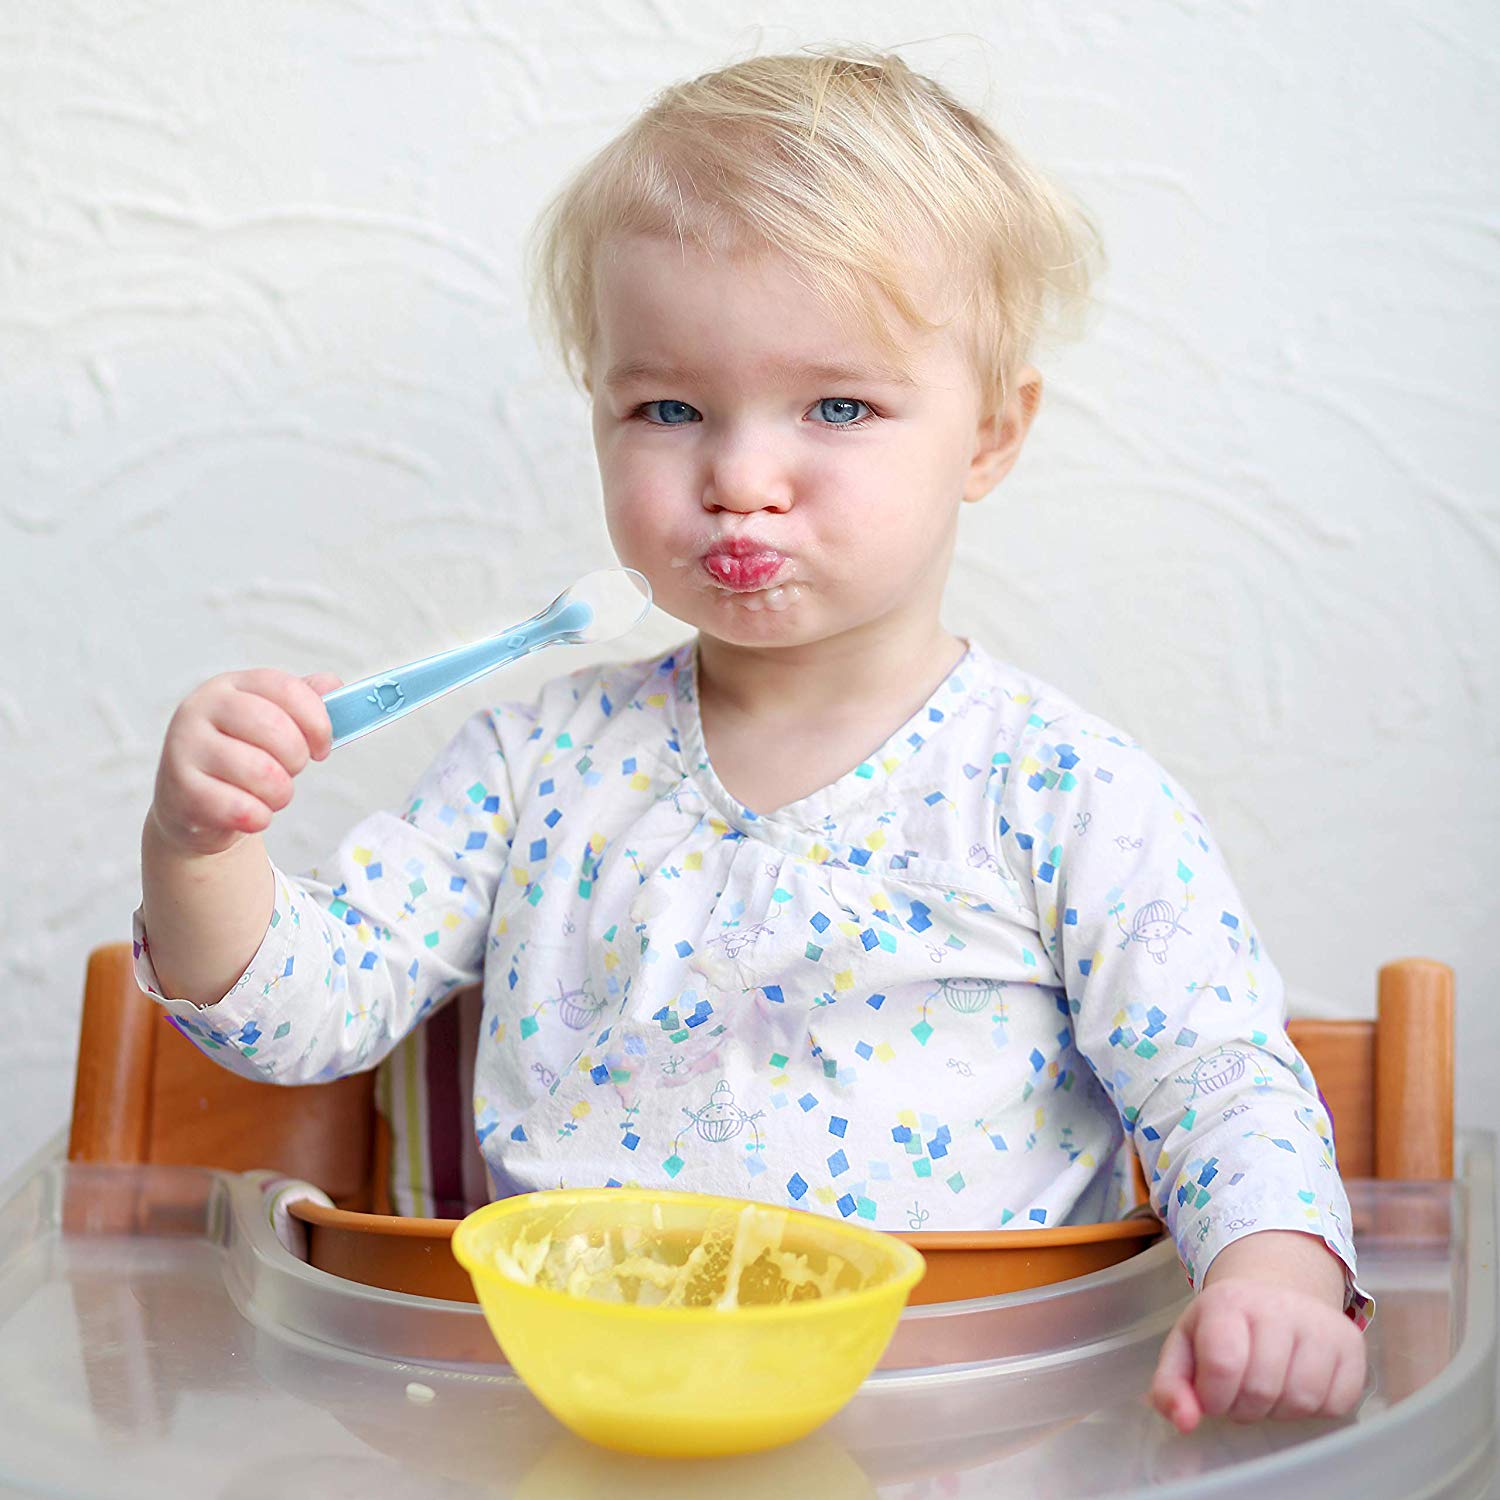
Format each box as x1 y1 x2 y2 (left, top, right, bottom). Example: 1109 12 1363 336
1325 1340 1368 1417
1268 1335 1338 1420
300 673 344 757
1223 1315 1294 1423
195 727 299 816
1189 1301 1252 1419
222 668 341 765
1150 1319 1202 1433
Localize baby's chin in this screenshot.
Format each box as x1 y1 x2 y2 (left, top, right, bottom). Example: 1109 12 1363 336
656 578 822 646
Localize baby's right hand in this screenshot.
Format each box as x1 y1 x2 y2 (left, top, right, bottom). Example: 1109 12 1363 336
148 669 343 857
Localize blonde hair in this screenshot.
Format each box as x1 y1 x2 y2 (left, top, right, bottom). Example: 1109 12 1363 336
528 45 1103 416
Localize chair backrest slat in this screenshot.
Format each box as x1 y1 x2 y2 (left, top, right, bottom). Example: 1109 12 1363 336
1288 1019 1376 1179
69 944 375 1208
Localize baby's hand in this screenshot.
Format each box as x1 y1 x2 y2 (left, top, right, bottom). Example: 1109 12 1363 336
1151 1275 1367 1432
149 669 342 857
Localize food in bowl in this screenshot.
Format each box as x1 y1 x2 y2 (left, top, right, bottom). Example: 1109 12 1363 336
491 1201 849 1309
452 1189 925 1457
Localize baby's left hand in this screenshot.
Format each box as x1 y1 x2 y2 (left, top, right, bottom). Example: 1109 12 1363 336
1151 1234 1367 1432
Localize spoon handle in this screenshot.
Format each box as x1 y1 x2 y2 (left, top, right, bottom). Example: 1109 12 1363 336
322 567 651 749
323 596 592 748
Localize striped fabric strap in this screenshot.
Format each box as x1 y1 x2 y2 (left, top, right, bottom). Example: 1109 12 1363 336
375 987 490 1219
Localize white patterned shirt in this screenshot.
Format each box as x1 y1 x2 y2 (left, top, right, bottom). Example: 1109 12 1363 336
132 637 1372 1322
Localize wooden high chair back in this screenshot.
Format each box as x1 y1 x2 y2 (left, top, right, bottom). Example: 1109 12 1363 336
67 948 1455 1200
67 945 378 1209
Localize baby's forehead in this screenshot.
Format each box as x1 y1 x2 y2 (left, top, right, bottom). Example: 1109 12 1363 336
601 350 922 393
591 234 973 382
596 230 962 315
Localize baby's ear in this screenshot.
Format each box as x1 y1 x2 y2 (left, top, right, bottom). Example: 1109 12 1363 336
963 367 1043 503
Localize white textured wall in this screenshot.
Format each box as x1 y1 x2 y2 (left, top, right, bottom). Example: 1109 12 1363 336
2 2 1495 1180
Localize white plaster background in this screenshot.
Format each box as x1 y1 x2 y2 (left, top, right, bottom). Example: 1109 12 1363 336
0 1 1495 1181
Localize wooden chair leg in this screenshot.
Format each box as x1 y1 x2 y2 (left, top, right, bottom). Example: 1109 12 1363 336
68 944 158 1166
1374 958 1454 1181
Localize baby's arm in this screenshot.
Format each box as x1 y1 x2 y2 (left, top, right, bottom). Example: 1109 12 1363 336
136 667 519 1084
141 668 339 1005
994 700 1371 1422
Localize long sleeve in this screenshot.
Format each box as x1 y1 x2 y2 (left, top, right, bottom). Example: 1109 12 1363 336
996 701 1373 1327
131 706 519 1085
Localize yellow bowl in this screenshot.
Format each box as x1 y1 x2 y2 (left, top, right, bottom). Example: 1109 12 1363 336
451 1188 926 1458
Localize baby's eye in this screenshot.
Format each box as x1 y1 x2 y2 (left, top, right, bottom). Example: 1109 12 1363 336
637 400 701 426
809 398 871 427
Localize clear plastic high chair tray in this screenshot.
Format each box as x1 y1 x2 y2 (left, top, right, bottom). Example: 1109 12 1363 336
0 1131 1493 1498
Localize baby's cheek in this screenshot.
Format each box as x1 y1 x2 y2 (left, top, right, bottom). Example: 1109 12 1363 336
603 493 667 566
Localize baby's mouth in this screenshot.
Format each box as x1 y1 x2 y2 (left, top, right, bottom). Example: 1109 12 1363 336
700 549 786 592
672 538 802 611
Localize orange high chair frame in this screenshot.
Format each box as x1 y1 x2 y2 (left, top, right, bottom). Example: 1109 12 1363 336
66 946 1454 1305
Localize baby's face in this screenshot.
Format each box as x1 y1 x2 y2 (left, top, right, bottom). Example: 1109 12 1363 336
589 236 1012 652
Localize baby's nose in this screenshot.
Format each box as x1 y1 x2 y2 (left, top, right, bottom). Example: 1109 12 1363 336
702 476 792 514
702 437 793 514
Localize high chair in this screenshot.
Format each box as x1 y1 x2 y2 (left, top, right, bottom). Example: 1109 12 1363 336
66 946 1454 1306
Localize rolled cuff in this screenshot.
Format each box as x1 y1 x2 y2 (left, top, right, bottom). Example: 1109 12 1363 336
130 870 300 1042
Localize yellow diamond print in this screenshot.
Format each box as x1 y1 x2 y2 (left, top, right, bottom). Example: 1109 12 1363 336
836 920 859 938
353 846 374 866
772 1072 789 1088
865 829 886 851
1020 755 1042 776
684 852 703 871
875 1042 897 1063
442 912 461 931
493 1024 506 1042
881 756 899 773
808 842 831 863
589 833 605 854
814 1187 836 1206
708 817 729 837
512 867 530 886
646 693 667 708
604 951 620 972
356 924 370 943
834 969 854 991
898 1108 918 1128
571 1102 591 1120
492 814 511 835
630 773 651 791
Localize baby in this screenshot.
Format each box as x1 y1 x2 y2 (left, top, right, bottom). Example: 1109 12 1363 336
134 47 1369 1433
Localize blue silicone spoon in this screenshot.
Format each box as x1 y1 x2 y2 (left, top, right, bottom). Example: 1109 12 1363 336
322 566 651 748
